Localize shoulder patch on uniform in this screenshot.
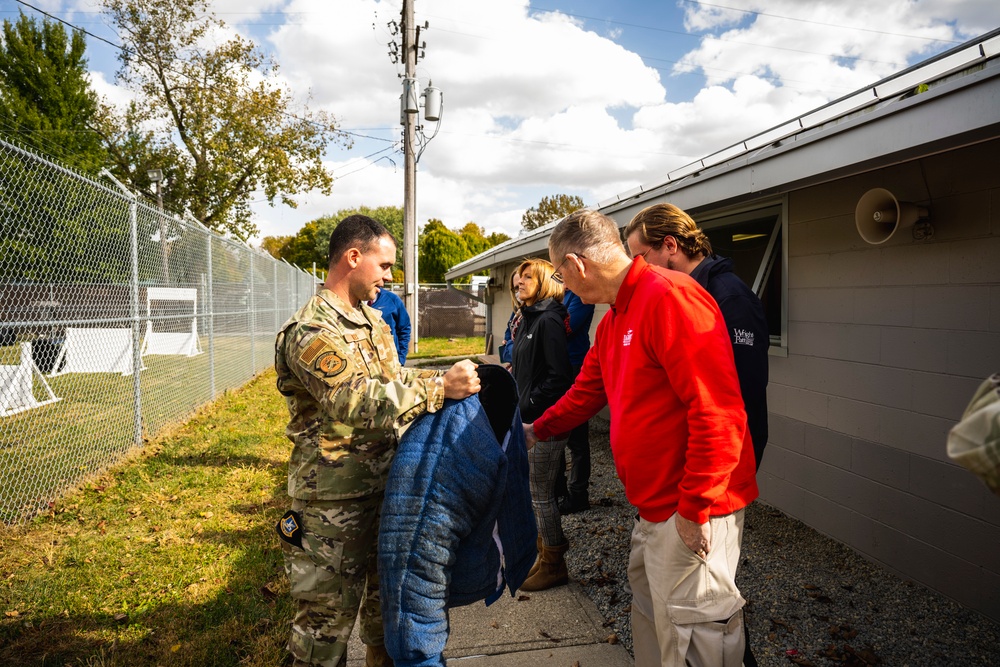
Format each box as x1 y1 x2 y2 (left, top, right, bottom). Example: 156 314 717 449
315 350 348 378
300 337 327 365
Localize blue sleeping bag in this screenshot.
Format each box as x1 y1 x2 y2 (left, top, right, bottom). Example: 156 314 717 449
378 365 536 666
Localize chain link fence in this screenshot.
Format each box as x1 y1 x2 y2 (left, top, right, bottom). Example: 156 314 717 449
0 137 317 526
384 283 487 339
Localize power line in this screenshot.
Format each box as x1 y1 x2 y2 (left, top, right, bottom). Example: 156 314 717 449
677 0 963 45
525 5 938 67
330 144 400 176
436 128 696 160
640 55 856 93
14 0 134 52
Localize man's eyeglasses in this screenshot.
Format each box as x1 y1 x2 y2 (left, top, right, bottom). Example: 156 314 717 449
552 253 585 284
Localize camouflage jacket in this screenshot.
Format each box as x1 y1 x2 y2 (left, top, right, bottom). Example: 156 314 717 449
275 288 445 500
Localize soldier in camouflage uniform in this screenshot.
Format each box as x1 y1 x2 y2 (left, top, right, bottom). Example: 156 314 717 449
275 215 481 667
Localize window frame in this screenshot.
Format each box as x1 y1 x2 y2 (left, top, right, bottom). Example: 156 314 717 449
695 198 788 352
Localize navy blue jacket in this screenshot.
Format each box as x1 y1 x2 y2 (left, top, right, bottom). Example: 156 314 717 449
370 288 411 365
564 289 594 367
498 309 519 364
690 255 770 468
378 365 536 667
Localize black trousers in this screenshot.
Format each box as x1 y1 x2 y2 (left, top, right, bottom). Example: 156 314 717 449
556 364 590 500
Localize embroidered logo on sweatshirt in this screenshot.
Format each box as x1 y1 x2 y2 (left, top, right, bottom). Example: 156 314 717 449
623 329 633 346
733 328 754 346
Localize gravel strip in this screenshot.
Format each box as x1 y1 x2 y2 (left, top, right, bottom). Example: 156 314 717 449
562 416 1000 666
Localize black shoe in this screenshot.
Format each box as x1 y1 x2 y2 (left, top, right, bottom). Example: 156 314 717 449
558 493 589 514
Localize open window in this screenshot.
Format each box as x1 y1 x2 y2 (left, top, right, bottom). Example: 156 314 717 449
698 203 786 349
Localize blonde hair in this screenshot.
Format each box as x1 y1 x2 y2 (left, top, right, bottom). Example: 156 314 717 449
508 268 522 311
517 257 564 304
548 209 628 265
624 203 713 259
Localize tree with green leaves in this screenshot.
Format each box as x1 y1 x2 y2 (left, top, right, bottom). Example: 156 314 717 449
97 0 345 241
419 219 470 283
260 206 405 277
262 209 508 284
313 206 404 269
259 235 292 261
0 12 105 172
521 194 585 231
0 13 150 285
457 222 491 257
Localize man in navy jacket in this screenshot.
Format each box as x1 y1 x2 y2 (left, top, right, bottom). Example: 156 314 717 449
369 286 411 365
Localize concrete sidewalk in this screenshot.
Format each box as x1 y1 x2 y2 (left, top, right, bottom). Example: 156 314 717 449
346 581 633 666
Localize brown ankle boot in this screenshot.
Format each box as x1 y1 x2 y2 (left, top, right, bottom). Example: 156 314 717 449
519 541 569 591
527 535 543 579
365 643 394 667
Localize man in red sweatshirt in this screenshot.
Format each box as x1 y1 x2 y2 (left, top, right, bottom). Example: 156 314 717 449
524 209 758 666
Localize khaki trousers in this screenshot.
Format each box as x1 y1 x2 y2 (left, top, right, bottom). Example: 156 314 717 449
628 509 746 666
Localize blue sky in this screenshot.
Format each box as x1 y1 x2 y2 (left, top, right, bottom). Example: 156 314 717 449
3 0 994 241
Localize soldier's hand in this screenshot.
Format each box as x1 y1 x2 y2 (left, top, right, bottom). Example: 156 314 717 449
443 359 480 399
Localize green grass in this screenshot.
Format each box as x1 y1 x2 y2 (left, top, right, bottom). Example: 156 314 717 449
0 335 273 525
408 336 485 359
0 369 294 666
1 334 485 524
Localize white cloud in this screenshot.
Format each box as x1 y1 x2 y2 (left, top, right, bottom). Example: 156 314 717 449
635 0 994 172
62 0 994 242
259 0 670 235
677 0 976 89
86 70 133 111
250 156 539 240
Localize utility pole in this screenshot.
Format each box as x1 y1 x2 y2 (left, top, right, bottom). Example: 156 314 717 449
401 0 419 356
396 1 441 359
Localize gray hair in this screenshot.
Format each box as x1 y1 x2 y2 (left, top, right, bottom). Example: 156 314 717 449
548 209 628 265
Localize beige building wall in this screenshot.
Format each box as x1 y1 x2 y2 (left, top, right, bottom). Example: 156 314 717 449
761 138 1000 622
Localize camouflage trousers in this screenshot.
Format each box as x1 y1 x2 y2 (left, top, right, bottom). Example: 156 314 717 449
282 493 386 667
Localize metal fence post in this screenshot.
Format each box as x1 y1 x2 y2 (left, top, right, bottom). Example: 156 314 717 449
130 199 142 447
249 250 256 375
207 230 216 398
100 169 143 448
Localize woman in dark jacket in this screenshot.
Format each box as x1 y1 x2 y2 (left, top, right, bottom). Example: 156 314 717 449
511 257 574 591
498 268 521 366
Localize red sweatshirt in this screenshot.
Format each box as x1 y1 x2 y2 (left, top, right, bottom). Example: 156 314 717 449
534 258 758 523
